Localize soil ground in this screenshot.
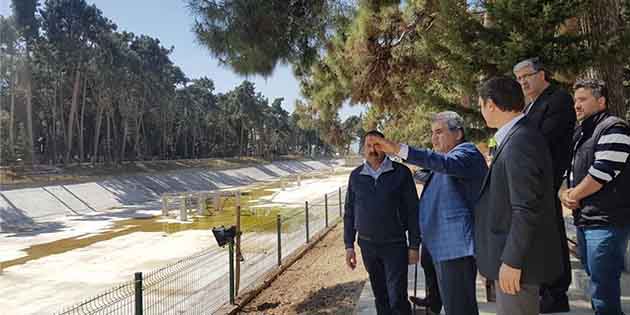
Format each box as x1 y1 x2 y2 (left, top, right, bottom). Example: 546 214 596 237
239 223 369 315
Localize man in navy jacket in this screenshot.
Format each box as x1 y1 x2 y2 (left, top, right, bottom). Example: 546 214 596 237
344 130 420 315
372 111 488 315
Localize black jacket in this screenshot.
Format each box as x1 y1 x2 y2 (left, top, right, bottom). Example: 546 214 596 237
475 118 564 284
344 160 420 249
526 84 576 191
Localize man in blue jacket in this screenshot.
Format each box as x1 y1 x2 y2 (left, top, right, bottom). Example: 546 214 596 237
344 130 420 315
373 111 488 315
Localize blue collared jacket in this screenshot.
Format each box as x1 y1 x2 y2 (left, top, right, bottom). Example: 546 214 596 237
407 142 488 262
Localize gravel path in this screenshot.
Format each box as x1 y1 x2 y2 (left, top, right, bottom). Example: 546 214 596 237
239 223 368 314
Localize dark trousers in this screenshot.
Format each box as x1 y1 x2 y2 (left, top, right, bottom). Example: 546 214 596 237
359 239 412 315
434 256 479 315
496 282 540 315
540 198 572 299
421 246 443 312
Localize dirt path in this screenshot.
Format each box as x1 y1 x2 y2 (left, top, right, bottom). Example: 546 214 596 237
239 223 369 315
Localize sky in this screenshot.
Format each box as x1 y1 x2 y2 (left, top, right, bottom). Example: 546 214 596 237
0 0 365 119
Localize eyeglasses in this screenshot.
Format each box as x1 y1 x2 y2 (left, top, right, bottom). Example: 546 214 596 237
516 70 540 82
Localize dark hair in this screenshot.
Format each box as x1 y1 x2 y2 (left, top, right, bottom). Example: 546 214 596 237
478 76 525 112
361 129 385 146
573 79 608 101
364 130 385 138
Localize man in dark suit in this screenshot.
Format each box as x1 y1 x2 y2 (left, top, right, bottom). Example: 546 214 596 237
513 58 576 313
475 76 564 315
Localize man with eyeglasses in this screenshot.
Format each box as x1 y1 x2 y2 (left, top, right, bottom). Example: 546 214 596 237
513 57 576 313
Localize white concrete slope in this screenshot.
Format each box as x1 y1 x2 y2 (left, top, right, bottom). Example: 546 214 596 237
0 160 338 232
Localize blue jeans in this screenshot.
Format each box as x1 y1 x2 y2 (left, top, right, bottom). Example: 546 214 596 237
577 226 630 315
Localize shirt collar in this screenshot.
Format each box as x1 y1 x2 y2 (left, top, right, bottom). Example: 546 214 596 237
360 156 393 177
495 113 525 147
580 110 608 132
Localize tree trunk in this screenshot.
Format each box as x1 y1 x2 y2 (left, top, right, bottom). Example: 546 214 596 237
579 0 627 117
134 115 142 160
9 71 17 156
57 74 67 165
52 85 58 164
65 67 82 163
121 120 128 162
79 74 88 162
106 109 112 164
239 121 245 157
24 63 35 163
93 102 104 164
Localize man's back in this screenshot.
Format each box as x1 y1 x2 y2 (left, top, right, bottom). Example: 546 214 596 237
475 118 563 284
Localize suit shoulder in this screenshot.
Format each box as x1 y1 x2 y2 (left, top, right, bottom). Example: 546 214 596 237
514 119 547 144
392 161 412 174
548 86 574 108
457 142 484 155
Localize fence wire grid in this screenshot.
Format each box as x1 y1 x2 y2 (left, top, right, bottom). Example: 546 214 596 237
55 183 347 315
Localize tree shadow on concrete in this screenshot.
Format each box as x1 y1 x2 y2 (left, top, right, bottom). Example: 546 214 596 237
293 280 366 315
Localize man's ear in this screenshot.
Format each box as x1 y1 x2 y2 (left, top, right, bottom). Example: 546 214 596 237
598 96 607 111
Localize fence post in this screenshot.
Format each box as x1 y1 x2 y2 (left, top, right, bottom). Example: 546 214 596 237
213 193 221 213
197 193 206 216
180 195 188 221
339 187 343 217
277 214 282 266
134 272 143 315
229 242 235 304
305 201 309 243
235 191 242 295
161 194 169 216
325 194 329 227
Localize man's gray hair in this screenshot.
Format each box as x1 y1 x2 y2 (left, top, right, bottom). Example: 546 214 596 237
513 57 545 73
432 111 465 139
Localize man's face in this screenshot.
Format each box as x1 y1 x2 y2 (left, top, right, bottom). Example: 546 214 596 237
431 120 461 153
574 88 605 122
514 65 546 100
479 96 498 128
363 135 385 164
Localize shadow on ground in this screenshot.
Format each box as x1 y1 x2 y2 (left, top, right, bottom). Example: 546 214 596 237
293 280 366 314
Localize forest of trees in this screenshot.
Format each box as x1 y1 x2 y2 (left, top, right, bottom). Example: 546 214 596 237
0 0 363 166
189 0 630 148
2 0 629 165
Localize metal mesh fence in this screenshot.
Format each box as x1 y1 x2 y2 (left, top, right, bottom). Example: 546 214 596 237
55 280 136 315
142 248 228 314
55 181 347 315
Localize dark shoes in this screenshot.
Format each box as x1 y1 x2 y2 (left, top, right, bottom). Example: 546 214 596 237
539 293 570 313
409 296 441 314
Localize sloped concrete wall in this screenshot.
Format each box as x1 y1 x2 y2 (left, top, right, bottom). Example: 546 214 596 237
0 160 338 231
